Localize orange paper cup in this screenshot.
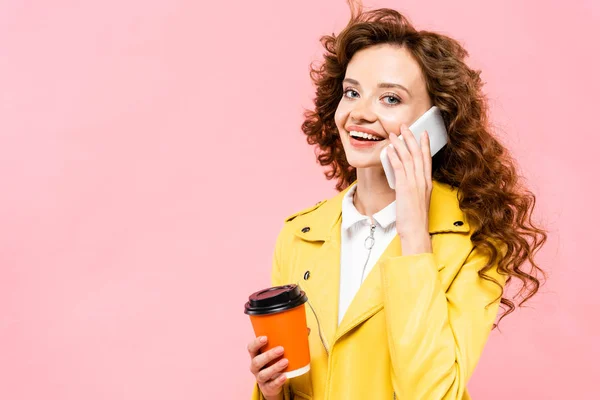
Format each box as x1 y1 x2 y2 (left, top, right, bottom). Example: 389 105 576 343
245 285 311 379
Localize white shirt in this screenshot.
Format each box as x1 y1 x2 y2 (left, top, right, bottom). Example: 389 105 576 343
338 185 397 326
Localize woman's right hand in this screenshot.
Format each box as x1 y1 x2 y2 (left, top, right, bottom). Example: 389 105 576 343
247 336 289 399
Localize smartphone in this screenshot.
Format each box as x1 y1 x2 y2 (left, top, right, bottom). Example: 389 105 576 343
380 106 448 189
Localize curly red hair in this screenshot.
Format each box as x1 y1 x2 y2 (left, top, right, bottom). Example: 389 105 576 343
301 1 547 323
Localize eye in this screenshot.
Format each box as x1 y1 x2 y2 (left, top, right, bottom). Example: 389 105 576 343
382 94 401 105
343 88 360 99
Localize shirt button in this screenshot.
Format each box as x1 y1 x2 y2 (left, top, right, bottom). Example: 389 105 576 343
453 221 464 226
301 227 310 233
304 271 311 280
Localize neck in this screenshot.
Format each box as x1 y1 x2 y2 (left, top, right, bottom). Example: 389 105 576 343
353 167 396 217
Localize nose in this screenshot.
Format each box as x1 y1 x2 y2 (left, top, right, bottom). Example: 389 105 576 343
349 98 376 123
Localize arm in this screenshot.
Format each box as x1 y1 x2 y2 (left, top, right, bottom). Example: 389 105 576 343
380 245 505 399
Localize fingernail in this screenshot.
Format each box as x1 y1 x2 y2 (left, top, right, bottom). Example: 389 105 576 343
279 375 287 382
275 346 284 354
399 135 404 141
280 359 289 366
388 143 394 148
259 336 267 343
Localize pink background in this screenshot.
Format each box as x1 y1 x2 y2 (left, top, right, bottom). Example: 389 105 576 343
0 0 598 398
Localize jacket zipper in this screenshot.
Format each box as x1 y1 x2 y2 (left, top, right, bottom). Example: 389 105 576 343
306 298 330 356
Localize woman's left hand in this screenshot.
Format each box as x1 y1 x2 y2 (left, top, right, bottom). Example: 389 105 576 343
386 124 433 255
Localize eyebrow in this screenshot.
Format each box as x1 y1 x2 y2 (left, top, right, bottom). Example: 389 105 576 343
343 78 411 96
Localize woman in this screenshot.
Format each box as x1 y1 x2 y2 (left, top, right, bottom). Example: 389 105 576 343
247 2 546 399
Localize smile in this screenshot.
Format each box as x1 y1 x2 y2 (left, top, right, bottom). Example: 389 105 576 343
348 131 385 142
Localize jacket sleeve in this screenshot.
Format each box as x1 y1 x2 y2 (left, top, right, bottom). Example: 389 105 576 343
251 228 293 400
380 245 506 399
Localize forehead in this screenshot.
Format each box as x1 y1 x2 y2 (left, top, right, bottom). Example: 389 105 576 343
344 44 426 91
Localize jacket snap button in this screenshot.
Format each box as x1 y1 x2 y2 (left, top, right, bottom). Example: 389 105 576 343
301 227 310 233
304 271 310 280
453 221 464 226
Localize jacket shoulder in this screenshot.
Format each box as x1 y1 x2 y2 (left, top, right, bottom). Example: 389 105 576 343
284 199 327 223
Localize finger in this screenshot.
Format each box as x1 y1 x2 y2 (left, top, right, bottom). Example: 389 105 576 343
262 373 287 392
247 336 268 359
256 358 289 384
389 128 415 184
421 130 433 189
400 123 423 160
401 124 424 184
250 346 285 375
386 142 406 185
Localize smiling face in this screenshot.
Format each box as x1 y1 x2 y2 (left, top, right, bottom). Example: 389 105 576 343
334 44 433 169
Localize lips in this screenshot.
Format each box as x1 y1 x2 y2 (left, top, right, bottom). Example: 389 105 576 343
348 135 386 149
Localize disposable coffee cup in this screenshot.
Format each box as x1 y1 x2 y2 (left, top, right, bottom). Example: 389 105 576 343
244 284 311 379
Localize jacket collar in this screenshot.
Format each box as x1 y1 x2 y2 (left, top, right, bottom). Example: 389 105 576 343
294 180 470 242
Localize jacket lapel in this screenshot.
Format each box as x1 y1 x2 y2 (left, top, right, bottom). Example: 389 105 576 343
293 186 351 351
335 235 402 339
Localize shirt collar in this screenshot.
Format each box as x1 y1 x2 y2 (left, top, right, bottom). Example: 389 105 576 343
341 185 396 231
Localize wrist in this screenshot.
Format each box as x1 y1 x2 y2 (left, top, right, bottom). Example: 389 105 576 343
398 232 432 255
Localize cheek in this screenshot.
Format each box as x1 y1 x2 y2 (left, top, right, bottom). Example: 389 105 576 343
378 108 419 135
334 102 348 131
378 114 404 136
379 106 431 134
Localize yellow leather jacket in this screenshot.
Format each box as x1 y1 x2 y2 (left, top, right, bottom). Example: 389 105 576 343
252 181 505 399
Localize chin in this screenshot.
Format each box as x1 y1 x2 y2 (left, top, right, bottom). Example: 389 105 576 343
345 153 383 169
341 137 387 170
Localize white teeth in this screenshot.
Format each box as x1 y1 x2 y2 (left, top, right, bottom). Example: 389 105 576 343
349 131 382 141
